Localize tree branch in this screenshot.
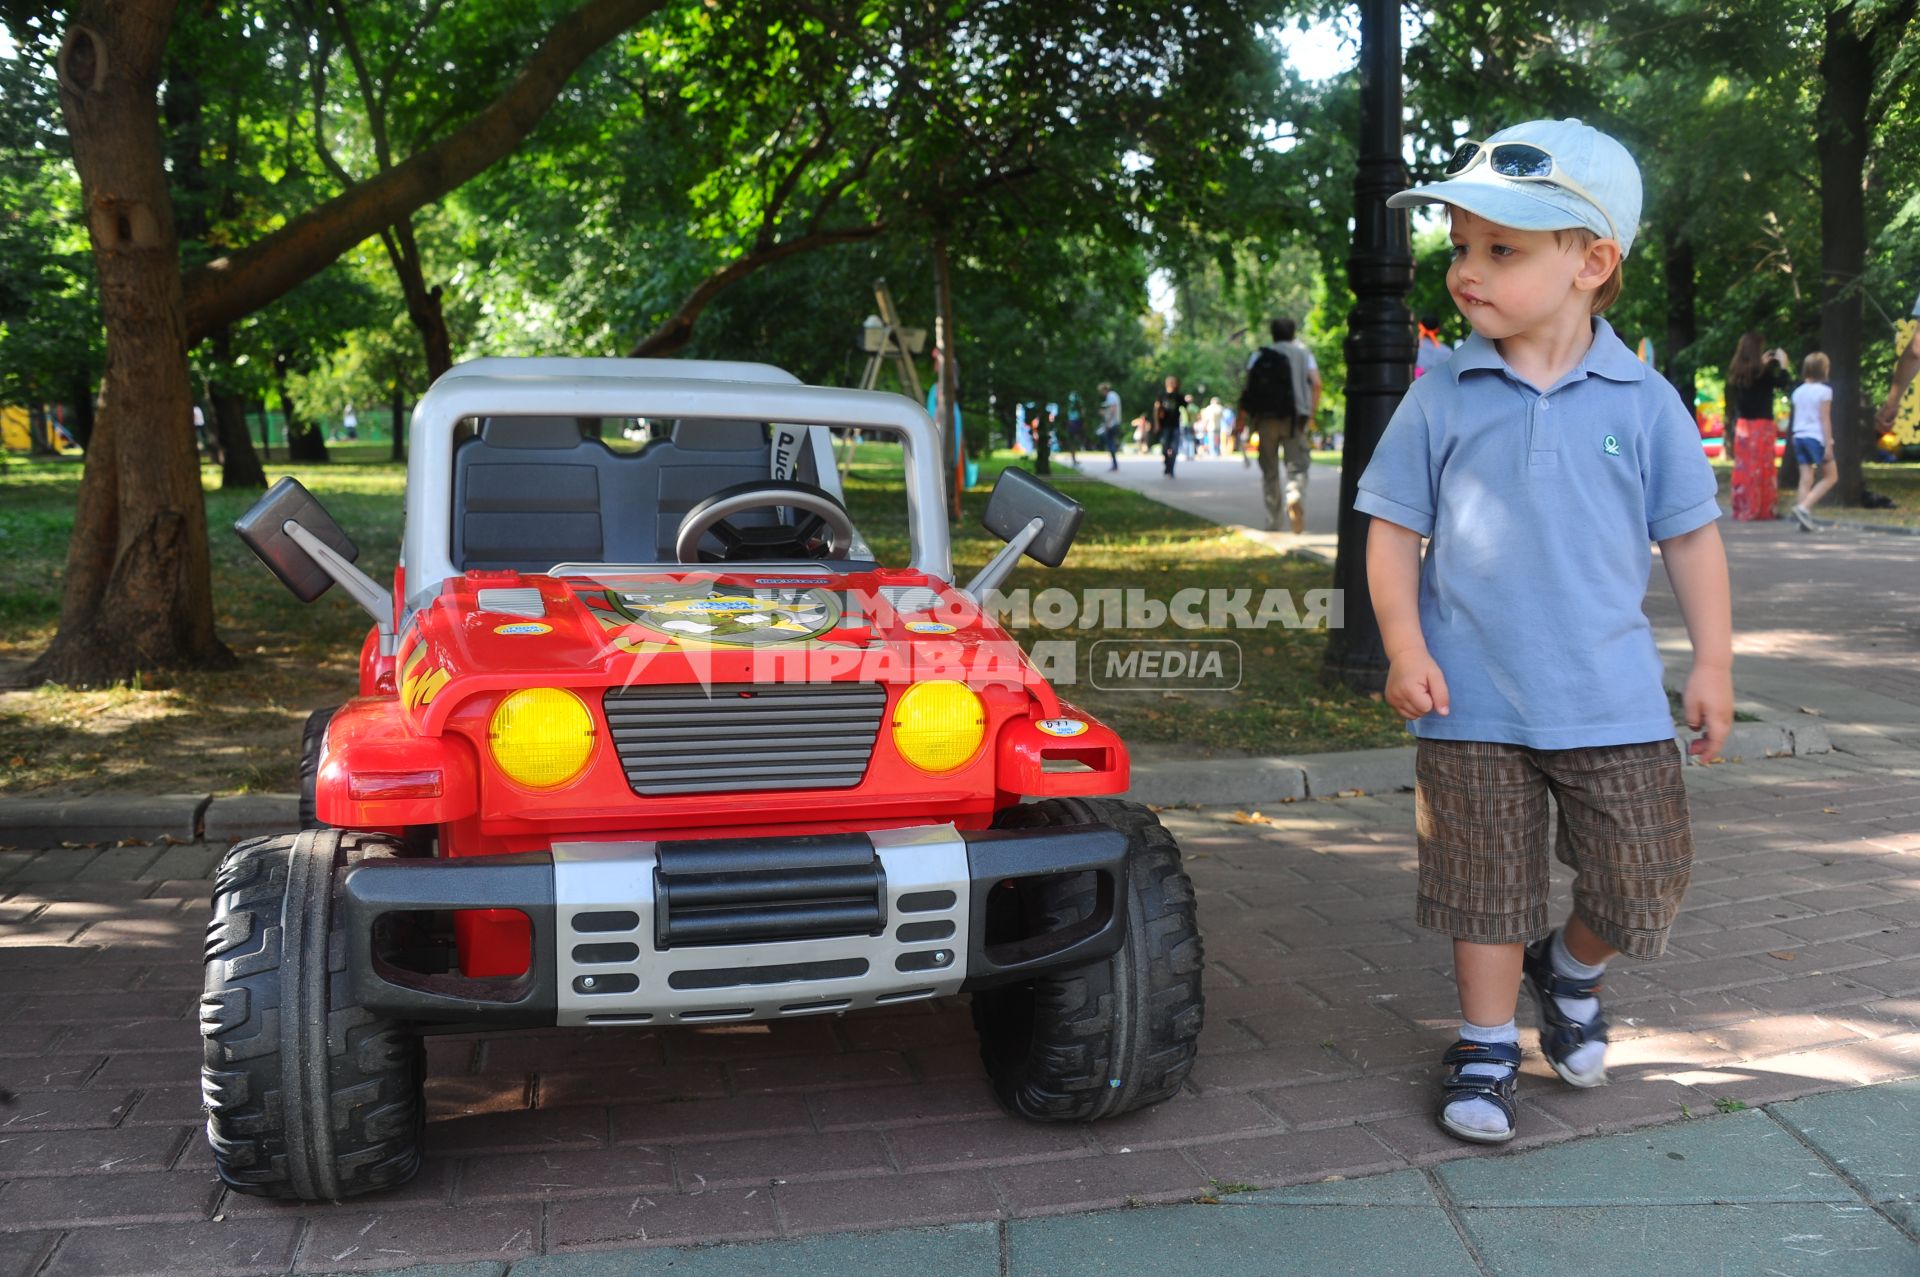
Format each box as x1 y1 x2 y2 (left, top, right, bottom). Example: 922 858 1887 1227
626 222 885 358
181 0 664 345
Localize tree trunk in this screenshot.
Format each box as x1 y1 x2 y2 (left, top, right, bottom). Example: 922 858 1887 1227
66 367 96 449
390 384 407 463
931 229 962 519
1661 228 1697 411
1817 2 1873 507
213 382 266 486
30 5 234 685
389 220 454 381
279 357 330 463
28 405 55 455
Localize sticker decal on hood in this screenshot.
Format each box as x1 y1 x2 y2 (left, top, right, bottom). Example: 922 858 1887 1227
584 584 842 648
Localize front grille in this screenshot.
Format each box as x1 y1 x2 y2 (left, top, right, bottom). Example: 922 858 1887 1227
602 682 887 795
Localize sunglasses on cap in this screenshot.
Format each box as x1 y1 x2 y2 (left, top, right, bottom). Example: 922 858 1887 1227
1442 141 1618 243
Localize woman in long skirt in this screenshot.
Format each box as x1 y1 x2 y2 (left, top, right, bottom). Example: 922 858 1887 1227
1725 330 1795 521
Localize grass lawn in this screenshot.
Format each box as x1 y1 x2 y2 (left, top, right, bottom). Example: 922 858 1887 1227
0 441 1406 796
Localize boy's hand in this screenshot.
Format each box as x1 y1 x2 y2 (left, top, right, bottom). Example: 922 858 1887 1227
1683 664 1733 760
1385 649 1450 721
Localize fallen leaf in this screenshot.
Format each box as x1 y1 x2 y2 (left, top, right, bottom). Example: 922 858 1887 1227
1337 788 1366 798
1797 705 1826 717
1767 951 1797 961
1823 807 1840 815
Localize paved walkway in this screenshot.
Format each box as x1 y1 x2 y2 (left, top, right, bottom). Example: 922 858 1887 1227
2 747 1917 1274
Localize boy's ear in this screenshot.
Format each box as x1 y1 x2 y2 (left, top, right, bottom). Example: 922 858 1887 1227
1575 237 1623 294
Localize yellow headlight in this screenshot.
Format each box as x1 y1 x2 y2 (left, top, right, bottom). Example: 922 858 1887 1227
489 688 595 790
891 681 986 773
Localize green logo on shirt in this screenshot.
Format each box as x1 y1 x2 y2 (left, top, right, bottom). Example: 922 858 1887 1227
1602 434 1621 456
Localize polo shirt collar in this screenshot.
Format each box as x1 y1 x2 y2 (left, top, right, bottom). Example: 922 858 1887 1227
1450 318 1647 388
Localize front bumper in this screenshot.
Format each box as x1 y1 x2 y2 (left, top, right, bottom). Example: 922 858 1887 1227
337 821 1128 1027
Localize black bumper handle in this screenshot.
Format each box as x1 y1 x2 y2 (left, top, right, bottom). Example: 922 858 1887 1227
338 853 558 1025
961 824 1130 990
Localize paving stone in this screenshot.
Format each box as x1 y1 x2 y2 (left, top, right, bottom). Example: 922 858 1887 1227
1007 1202 1474 1275
889 1114 1090 1171
0 1125 186 1177
425 1074 533 1121
534 1061 729 1109
1770 1077 1920 1202
1183 1043 1356 1094
1436 1108 1848 1205
807 1078 1000 1131
727 1051 911 1094
307 1266 504 1277
1519 1077 1703 1136
837 1006 976 1053
0 1232 57 1277
1089 1092 1281 1152
41 1218 301 1277
56 1018 198 1055
1253 1072 1429 1129
3 1053 99 1096
86 1049 201 1088
295 1202 540 1271
513 1223 999 1276
657 1019 842 1063
1226 1168 1438 1205
1184 1123 1403 1187
6 851 100 884
546 1184 778 1250
1859 958 1920 997
426 1105 608 1156
458 1143 673 1202
8 991 196 1025
992 1148 1209 1216
0 1167 220 1228
611 1094 812 1146
1360 1106 1575 1166
1698 1013 1878 1060
676 1130 891 1188
0 1025 67 1059
135 846 223 883
0 1088 135 1131
1459 1202 1918 1276
775 1169 1001 1234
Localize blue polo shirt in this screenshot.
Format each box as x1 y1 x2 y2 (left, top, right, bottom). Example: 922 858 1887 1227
1355 318 1720 749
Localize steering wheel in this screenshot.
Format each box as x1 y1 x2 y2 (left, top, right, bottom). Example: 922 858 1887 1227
673 479 858 564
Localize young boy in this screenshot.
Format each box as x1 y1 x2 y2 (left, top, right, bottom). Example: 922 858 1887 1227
1355 119 1733 1144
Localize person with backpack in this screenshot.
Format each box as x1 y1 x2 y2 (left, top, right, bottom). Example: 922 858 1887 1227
1240 316 1322 532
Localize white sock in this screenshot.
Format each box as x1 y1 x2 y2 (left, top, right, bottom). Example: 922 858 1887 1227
1445 1018 1518 1134
1549 931 1608 1077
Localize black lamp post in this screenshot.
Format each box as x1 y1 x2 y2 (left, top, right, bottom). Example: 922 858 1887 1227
1322 0 1415 695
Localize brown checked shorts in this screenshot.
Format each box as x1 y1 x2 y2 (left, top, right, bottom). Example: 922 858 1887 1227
1414 738 1693 959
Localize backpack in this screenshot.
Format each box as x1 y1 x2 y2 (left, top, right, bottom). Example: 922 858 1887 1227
1239 346 1297 419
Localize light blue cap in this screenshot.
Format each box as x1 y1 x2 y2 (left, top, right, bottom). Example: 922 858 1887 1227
1387 118 1643 258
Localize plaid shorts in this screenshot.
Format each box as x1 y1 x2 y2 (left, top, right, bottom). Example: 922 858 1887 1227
1414 738 1693 959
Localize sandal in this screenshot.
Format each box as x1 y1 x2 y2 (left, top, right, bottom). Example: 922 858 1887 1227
1524 936 1610 1089
1436 1038 1522 1144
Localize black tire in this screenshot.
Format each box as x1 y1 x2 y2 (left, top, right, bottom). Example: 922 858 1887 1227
201 830 425 1201
970 797 1204 1122
297 705 339 831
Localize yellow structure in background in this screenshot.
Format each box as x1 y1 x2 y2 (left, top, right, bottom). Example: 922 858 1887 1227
0 406 30 452
1895 319 1920 458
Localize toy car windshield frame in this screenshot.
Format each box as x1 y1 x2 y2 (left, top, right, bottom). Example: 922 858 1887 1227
402 358 953 615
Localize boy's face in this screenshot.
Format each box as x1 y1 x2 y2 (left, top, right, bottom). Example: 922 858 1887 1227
1445 207 1611 341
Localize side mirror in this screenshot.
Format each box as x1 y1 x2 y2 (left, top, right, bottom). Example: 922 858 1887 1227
234 476 359 601
965 468 1085 600
981 467 1083 566
235 477 395 645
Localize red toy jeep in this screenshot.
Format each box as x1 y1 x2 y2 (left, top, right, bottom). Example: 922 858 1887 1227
212 358 1203 1201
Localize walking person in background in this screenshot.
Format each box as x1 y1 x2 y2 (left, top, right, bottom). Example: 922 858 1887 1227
1415 313 1454 379
1097 381 1122 470
1154 375 1188 477
1788 352 1838 531
1197 395 1227 458
1724 331 1794 521
1241 317 1321 532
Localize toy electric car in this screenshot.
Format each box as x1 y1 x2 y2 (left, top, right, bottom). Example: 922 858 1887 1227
210 358 1204 1201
